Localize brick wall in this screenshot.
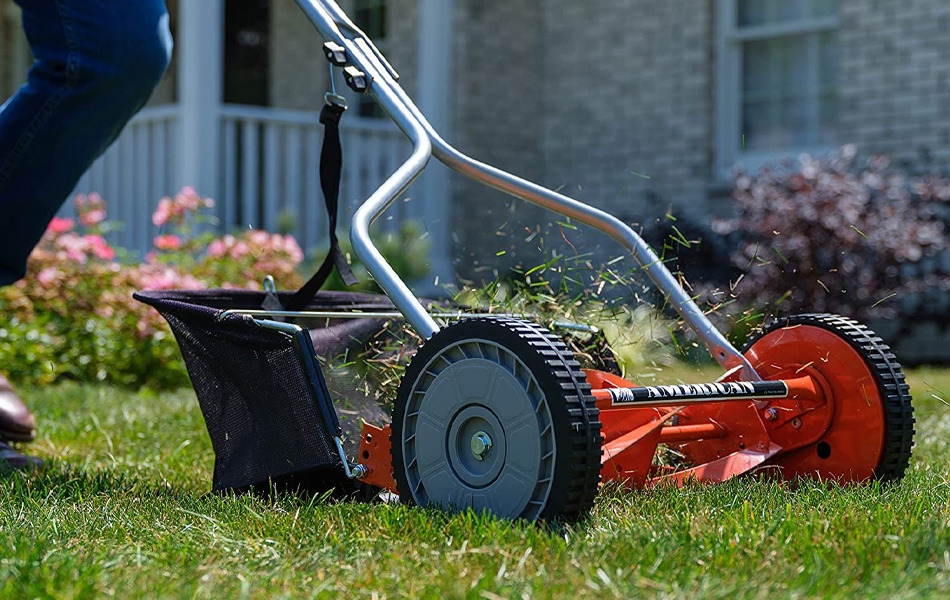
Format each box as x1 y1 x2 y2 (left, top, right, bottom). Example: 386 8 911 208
838 0 950 173
539 0 712 225
450 0 544 280
450 0 713 282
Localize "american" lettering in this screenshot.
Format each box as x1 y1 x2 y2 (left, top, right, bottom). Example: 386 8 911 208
608 380 787 405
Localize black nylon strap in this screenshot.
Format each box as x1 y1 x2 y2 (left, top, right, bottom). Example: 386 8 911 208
286 101 358 311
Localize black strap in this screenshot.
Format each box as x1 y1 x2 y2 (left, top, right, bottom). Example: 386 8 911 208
286 101 358 311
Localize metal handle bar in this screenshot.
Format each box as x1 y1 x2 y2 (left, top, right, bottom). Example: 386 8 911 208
294 0 760 380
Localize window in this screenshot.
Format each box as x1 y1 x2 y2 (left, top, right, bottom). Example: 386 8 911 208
715 0 839 174
353 0 387 118
223 0 270 106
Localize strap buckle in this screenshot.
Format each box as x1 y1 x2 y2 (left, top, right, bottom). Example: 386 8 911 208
324 92 348 110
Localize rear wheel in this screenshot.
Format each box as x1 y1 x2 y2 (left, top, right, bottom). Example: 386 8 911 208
743 313 914 481
391 318 601 521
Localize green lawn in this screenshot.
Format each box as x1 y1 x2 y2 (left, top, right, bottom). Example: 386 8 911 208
2 367 949 599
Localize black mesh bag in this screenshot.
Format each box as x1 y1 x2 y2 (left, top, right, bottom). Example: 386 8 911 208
134 288 399 495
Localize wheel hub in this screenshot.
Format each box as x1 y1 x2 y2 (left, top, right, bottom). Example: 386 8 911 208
470 431 492 460
447 406 506 487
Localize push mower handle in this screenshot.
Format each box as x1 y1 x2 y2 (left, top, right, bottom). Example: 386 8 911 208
295 0 398 80
294 0 761 380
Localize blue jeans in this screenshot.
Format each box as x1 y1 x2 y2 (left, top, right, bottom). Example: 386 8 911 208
0 0 172 285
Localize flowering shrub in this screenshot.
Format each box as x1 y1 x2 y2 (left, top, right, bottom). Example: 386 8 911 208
706 146 950 327
0 188 307 389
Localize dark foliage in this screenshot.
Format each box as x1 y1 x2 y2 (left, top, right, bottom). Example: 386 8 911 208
708 146 950 325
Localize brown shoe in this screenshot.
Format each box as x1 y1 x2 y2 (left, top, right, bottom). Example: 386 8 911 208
0 374 35 442
0 440 43 471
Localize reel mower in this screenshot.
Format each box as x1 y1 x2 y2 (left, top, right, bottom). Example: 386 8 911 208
136 0 914 522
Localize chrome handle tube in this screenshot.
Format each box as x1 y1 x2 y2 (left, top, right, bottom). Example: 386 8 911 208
294 0 758 378
295 0 439 338
375 64 759 379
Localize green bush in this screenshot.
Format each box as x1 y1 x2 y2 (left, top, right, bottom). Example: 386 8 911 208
0 189 430 390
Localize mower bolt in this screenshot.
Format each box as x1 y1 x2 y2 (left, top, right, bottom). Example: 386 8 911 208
791 418 802 429
764 407 779 421
350 464 368 479
470 431 493 461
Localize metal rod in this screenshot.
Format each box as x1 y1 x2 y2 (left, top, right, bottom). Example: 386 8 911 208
256 317 365 476
347 55 439 338
658 423 729 443
253 318 304 335
334 436 367 480
218 308 595 333
223 309 468 320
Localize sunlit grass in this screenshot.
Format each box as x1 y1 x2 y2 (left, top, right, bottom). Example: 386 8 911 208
1 368 948 598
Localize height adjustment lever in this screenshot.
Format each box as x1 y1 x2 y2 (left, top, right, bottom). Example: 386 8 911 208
322 41 347 66
343 66 369 93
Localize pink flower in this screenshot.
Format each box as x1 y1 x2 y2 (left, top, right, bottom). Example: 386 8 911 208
84 235 116 261
79 209 106 227
37 267 60 286
249 230 270 246
176 187 198 206
153 234 182 251
66 249 86 262
280 235 304 263
95 245 116 261
48 217 74 234
230 241 250 258
74 193 108 227
206 238 227 257
152 197 173 227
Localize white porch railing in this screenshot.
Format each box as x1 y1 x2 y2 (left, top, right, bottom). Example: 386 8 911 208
69 104 420 259
71 105 180 256
217 104 415 256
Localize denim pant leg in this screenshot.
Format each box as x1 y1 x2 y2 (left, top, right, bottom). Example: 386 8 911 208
0 0 172 286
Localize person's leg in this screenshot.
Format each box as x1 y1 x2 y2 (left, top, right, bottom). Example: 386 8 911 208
0 0 171 468
0 0 173 285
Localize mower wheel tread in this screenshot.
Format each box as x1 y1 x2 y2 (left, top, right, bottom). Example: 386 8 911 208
391 317 601 521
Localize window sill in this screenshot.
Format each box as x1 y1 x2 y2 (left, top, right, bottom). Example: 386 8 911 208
716 144 838 181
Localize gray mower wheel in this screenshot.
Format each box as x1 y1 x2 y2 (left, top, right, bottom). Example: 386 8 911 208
391 317 602 521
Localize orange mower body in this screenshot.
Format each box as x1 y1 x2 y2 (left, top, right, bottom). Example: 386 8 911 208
358 314 913 496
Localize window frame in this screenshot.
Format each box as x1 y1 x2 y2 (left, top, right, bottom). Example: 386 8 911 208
352 0 388 119
714 0 839 177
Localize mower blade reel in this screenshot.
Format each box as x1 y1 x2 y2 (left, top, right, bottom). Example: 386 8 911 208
650 442 782 487
601 408 681 488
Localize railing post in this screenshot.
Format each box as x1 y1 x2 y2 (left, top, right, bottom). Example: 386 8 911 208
178 0 223 200
416 0 455 291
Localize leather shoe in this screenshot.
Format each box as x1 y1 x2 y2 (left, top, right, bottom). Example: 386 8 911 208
0 374 36 442
0 441 43 471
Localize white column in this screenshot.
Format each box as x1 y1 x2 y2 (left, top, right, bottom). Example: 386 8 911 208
177 0 223 199
416 0 455 291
